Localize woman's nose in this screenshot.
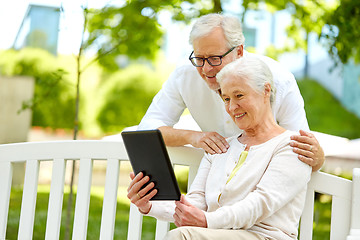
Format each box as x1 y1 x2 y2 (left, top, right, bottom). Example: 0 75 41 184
228 100 238 112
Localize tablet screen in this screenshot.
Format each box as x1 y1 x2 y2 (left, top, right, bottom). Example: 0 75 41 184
121 129 181 200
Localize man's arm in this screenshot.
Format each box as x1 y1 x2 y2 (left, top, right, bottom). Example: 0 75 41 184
139 65 230 154
158 126 229 154
138 66 188 131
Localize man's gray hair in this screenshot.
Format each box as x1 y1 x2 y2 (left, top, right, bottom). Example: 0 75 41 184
189 13 245 48
216 56 276 104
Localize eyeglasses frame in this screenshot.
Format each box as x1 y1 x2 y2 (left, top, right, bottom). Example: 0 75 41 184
189 47 236 67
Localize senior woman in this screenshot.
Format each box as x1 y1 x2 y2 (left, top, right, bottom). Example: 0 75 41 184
127 56 312 240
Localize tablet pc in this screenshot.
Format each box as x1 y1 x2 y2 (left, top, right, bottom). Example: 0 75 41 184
121 129 181 201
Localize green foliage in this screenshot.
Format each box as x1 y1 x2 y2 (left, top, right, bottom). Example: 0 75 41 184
323 0 360 64
174 166 190 194
85 0 220 71
0 48 76 129
96 64 163 134
243 0 337 55
0 47 173 137
242 0 360 65
298 79 360 139
85 4 163 71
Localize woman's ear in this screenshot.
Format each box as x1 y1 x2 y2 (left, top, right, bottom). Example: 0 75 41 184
264 82 271 96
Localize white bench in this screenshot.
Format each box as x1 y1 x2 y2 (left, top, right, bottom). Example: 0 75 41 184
0 140 359 240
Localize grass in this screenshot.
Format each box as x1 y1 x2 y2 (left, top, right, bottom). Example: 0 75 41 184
6 186 332 240
298 79 360 139
6 186 158 240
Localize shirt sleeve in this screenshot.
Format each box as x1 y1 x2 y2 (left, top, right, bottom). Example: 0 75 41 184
204 143 312 229
137 66 187 130
184 153 212 210
147 153 211 221
275 75 310 132
146 200 176 222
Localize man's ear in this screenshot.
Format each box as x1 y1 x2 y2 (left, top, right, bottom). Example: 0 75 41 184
236 45 244 58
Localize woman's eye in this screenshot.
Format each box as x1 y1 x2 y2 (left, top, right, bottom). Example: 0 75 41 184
236 94 243 98
223 97 230 102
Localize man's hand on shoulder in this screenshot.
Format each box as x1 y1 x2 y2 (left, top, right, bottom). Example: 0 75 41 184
290 130 325 172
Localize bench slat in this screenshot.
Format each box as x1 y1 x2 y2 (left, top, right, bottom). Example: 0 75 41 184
100 158 120 240
18 160 40 240
331 196 351 240
155 220 170 240
299 190 315 240
0 161 13 239
127 204 143 240
350 168 360 230
72 158 93 240
309 171 352 198
45 158 66 240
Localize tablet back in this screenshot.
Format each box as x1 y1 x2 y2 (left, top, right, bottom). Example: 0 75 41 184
121 129 181 200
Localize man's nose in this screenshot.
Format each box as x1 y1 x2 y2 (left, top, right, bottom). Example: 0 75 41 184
202 59 213 73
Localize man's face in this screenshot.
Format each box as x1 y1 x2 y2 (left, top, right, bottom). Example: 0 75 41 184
192 27 243 90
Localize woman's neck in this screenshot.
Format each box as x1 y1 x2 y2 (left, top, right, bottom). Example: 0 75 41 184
238 116 285 147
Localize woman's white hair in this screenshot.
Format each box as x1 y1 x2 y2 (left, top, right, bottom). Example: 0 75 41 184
216 56 276 105
189 13 245 48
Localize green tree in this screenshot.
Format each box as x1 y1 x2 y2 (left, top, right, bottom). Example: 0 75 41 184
0 48 74 129
242 1 338 74
323 0 360 64
84 0 360 69
242 0 360 66
85 0 221 71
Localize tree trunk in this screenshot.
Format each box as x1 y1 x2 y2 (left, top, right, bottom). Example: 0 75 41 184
64 7 87 240
213 0 222 13
304 31 309 78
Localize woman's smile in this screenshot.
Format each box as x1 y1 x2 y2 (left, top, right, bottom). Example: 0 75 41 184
234 112 246 119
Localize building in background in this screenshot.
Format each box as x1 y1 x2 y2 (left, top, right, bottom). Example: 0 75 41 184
13 4 60 55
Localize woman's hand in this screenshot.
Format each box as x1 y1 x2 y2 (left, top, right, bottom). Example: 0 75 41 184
127 172 157 214
290 130 325 172
173 195 207 228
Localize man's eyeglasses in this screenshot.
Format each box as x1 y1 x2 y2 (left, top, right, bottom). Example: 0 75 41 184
189 47 236 67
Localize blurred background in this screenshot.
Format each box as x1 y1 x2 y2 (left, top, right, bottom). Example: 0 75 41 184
1 0 360 239
1 0 359 170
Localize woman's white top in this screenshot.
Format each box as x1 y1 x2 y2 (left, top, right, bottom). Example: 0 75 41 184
148 130 312 240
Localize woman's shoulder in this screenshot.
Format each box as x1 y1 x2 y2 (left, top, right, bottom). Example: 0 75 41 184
272 130 297 146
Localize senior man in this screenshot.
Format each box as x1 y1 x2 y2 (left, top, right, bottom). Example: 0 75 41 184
138 13 324 171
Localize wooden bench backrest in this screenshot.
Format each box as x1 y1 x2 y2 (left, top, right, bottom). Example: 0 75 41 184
0 140 359 240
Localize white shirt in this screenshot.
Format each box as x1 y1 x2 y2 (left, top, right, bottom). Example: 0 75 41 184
148 130 312 240
138 52 309 135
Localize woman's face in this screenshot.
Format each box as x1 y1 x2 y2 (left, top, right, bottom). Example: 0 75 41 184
220 75 268 131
